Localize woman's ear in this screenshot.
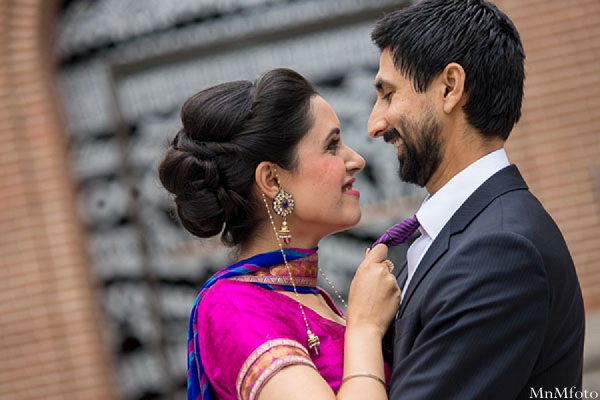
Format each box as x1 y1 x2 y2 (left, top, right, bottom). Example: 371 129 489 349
440 62 466 114
255 161 280 199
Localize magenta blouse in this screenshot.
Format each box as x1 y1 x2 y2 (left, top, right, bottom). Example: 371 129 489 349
196 278 348 399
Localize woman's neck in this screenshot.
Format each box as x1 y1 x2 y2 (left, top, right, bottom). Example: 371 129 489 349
237 226 320 262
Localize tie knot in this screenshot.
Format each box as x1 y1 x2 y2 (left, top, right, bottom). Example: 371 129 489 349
371 215 420 248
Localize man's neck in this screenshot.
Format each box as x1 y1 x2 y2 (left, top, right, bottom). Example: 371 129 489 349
426 135 505 195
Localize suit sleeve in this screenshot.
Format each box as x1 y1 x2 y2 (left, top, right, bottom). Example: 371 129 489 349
389 232 549 399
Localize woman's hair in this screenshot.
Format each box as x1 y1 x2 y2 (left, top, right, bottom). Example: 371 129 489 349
371 0 524 140
158 68 317 247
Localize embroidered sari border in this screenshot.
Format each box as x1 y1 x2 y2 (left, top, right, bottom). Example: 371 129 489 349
228 275 318 287
236 339 315 400
247 356 315 400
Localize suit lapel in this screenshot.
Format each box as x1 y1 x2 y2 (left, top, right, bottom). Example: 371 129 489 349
398 165 528 317
399 231 449 316
396 261 408 288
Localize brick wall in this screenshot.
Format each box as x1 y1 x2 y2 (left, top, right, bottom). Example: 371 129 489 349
498 0 600 308
0 1 599 399
0 1 116 399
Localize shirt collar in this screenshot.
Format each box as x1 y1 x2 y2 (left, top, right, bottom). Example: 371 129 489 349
416 148 510 240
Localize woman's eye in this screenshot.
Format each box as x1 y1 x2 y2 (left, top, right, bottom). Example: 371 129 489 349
327 139 340 153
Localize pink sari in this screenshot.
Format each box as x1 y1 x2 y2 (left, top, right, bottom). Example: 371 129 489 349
189 248 390 400
197 278 346 399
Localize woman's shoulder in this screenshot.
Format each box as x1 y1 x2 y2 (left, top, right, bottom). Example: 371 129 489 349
197 279 295 329
200 278 271 311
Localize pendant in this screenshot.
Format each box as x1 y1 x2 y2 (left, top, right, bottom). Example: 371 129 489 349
307 330 321 355
278 221 292 244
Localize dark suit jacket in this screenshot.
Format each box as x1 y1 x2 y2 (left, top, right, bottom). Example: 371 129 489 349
387 165 585 399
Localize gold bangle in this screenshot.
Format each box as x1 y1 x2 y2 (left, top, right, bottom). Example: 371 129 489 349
340 373 386 389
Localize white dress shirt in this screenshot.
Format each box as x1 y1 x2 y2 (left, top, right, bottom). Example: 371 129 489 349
402 149 510 298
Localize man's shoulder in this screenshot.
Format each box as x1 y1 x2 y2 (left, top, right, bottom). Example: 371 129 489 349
475 187 559 235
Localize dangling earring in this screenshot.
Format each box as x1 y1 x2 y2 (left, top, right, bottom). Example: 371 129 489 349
272 175 294 245
261 192 320 355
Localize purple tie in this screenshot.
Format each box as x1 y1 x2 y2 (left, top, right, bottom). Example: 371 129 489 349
371 215 420 248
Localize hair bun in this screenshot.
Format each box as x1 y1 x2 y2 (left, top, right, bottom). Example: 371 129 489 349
158 68 317 247
158 143 226 238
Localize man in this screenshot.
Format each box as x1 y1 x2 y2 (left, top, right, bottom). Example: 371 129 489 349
368 0 585 398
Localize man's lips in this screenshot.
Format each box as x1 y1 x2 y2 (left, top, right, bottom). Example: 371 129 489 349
383 130 403 152
383 129 400 143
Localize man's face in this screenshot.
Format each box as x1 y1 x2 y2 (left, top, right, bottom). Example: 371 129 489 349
368 49 444 187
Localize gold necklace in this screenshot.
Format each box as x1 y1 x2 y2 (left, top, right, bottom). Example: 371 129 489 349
318 268 347 310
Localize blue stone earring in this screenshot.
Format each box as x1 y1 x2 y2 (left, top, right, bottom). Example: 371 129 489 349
272 183 294 244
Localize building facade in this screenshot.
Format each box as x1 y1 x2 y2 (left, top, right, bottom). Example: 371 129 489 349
1 0 598 399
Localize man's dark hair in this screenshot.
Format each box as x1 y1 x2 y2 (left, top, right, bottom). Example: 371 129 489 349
372 0 525 140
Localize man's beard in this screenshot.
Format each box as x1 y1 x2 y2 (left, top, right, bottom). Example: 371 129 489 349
384 110 443 187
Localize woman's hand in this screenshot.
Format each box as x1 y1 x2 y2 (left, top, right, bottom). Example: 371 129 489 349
345 244 401 338
259 244 397 400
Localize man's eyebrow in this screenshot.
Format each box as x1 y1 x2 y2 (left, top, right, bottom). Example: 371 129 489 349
374 77 391 92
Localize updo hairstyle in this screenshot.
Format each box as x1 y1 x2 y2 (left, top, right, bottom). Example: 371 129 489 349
158 68 317 247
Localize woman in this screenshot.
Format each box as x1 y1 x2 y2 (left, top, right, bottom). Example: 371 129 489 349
158 68 400 400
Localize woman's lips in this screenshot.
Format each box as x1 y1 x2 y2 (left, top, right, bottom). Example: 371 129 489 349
342 178 360 197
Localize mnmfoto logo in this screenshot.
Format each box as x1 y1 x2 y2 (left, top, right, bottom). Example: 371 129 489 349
530 387 599 399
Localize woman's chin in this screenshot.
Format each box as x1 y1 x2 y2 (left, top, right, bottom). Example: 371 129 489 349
328 213 362 236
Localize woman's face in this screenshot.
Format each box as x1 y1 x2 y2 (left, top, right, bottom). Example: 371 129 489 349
278 95 365 246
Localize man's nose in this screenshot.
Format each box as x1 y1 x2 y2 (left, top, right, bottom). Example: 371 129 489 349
367 108 387 138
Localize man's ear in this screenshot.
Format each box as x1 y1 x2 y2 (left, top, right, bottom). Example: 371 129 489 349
440 62 466 114
255 161 280 199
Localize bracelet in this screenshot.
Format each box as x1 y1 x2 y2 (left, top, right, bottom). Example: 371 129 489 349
340 373 386 389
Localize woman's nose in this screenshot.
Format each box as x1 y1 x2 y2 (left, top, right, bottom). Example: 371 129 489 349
346 146 365 173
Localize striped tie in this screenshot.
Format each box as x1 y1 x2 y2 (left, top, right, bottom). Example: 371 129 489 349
372 215 420 248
